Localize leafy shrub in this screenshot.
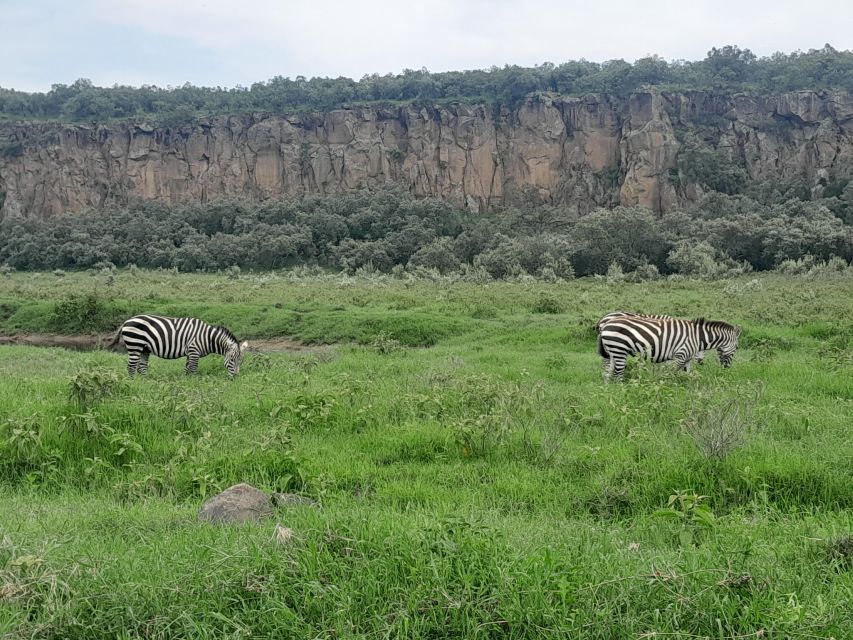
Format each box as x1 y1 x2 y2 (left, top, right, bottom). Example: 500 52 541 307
50 292 126 333
625 262 661 282
568 207 671 276
408 238 461 274
473 237 525 279
530 292 563 314
666 240 751 279
68 367 126 408
776 255 852 278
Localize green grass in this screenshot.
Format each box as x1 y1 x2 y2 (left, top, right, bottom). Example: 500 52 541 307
1 270 852 638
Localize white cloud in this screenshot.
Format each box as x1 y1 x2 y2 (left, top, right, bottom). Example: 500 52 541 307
5 0 853 90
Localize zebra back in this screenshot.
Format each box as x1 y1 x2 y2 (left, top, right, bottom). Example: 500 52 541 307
119 315 240 359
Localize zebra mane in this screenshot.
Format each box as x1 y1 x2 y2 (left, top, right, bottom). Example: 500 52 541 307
215 325 239 345
693 318 736 331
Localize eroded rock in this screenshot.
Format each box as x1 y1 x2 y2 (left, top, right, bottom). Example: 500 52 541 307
198 483 273 524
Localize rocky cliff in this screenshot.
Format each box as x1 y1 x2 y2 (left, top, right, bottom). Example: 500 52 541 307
1 90 851 218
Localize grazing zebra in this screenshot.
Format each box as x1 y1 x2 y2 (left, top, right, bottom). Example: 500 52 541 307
596 311 706 364
597 314 740 381
112 315 248 377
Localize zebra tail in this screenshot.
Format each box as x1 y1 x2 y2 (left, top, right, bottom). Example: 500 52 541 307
597 332 608 359
105 325 124 351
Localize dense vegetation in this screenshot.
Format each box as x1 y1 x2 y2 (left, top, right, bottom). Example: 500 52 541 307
1 187 851 277
1 271 851 638
1 45 852 122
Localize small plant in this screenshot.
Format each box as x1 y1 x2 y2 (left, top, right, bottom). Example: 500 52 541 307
370 331 402 354
605 261 625 283
654 491 716 545
530 292 563 314
68 367 126 408
225 265 241 280
52 269 66 278
0 415 45 473
683 383 762 460
0 263 12 278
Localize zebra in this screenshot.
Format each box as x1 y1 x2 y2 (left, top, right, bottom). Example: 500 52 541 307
111 315 248 377
596 311 706 365
597 314 740 381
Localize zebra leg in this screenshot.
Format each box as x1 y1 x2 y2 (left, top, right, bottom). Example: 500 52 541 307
127 351 140 376
136 351 150 375
185 347 200 375
602 357 613 382
610 356 627 382
675 351 692 372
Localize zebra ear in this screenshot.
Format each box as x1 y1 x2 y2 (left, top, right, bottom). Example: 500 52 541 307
735 326 742 336
240 340 249 351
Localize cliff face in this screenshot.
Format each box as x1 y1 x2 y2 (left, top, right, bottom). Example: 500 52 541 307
1 90 852 218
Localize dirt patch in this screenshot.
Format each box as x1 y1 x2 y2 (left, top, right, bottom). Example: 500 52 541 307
247 338 326 353
0 333 322 354
0 333 120 351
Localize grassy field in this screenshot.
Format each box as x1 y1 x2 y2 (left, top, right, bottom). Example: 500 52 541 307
1 270 852 639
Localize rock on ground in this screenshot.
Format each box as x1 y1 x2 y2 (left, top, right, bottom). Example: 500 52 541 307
198 483 274 524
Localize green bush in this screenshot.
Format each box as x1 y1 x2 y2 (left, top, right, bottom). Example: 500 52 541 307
50 292 127 333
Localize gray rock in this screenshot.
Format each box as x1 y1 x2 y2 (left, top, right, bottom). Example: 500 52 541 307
272 493 319 508
199 483 273 524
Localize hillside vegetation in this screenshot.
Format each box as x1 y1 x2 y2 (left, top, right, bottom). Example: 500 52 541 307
1 188 851 275
1 45 852 122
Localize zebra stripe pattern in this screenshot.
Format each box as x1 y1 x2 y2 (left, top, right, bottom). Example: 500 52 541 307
596 311 706 364
597 314 740 381
115 315 248 377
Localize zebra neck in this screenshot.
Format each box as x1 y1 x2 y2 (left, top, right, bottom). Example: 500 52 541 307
210 332 235 355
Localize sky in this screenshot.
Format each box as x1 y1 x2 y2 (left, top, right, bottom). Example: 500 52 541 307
1 0 852 92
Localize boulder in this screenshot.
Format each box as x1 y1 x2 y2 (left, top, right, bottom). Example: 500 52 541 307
198 483 274 524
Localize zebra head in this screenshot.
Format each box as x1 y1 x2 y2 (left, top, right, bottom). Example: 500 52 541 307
696 319 741 368
225 340 250 377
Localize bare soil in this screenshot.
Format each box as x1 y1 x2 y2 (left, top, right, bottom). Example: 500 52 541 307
0 334 322 354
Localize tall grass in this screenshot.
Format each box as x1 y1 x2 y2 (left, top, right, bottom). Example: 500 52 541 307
1 271 852 638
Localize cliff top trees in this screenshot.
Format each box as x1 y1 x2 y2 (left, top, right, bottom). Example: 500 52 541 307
2 45 852 123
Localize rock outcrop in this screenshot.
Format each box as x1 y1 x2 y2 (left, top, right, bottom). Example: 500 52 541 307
1 89 851 217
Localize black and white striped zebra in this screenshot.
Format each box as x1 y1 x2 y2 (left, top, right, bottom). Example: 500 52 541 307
112 315 248 377
597 314 740 381
596 311 706 364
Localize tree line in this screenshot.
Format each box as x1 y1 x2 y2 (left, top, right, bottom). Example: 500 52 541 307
1 45 852 122
1 186 851 279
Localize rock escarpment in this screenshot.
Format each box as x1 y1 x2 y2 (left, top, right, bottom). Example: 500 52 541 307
1 90 851 217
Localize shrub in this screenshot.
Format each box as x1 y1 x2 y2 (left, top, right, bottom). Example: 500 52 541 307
682 383 762 461
408 238 461 273
776 255 852 278
50 292 125 333
568 207 671 276
473 237 525 279
530 292 563 314
666 240 751 279
68 367 126 408
625 262 661 282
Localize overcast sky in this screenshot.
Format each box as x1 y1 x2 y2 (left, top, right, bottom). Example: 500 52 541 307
2 0 851 92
